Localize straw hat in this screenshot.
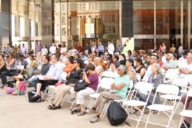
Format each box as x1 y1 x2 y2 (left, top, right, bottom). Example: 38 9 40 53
14 74 24 80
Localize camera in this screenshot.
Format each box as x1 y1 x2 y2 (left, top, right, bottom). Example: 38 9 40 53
83 68 88 72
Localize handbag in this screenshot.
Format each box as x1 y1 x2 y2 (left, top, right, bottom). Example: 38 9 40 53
55 82 64 87
74 80 88 92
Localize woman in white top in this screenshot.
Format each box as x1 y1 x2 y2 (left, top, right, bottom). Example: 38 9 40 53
41 45 48 56
106 57 116 72
60 45 67 54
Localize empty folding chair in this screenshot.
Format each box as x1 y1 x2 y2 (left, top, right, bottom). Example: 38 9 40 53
123 82 153 128
163 69 179 84
179 89 192 128
144 84 179 128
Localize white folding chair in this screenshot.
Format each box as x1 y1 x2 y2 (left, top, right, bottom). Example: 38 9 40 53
101 71 113 78
179 89 192 128
123 82 153 128
144 84 179 128
160 78 188 114
164 69 179 84
47 85 56 102
135 74 141 82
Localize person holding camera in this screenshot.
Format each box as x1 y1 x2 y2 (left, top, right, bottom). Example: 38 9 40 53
1 53 17 88
70 63 99 116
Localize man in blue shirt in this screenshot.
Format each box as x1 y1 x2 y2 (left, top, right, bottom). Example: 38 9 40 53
98 42 104 57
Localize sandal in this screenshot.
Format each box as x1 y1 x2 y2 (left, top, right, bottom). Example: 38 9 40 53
77 111 86 116
48 104 55 109
52 105 61 110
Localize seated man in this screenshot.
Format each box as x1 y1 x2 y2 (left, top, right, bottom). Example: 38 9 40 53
93 57 104 76
179 55 192 85
19 54 28 69
32 53 63 101
162 53 176 72
28 55 51 87
113 55 120 69
179 51 188 64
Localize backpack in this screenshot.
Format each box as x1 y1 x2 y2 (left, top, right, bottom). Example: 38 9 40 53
107 100 130 126
28 91 41 103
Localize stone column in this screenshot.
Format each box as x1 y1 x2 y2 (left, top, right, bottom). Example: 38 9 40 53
1 0 11 47
41 0 54 46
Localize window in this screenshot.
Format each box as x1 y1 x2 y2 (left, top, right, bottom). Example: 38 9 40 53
112 14 115 22
62 28 66 36
89 3 92 10
95 3 99 10
62 16 65 25
83 3 86 11
62 4 65 12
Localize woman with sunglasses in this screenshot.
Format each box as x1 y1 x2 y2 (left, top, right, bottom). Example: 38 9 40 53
48 58 85 110
106 57 116 72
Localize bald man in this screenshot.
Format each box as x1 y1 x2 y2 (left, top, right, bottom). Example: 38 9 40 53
162 53 176 71
94 57 104 75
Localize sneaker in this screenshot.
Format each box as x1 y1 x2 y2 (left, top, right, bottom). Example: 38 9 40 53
85 108 96 114
180 120 190 128
90 116 100 123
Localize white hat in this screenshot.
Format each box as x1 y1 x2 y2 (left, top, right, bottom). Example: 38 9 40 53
104 52 108 54
14 74 24 80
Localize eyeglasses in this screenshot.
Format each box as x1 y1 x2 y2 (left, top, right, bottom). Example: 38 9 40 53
74 62 77 64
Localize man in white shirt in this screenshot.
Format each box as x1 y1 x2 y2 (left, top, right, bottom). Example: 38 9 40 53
178 44 183 58
107 40 114 55
20 44 27 54
179 55 192 85
49 43 56 54
178 52 187 64
142 55 158 82
162 53 176 72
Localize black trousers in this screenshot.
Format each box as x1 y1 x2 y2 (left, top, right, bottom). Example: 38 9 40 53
36 79 58 92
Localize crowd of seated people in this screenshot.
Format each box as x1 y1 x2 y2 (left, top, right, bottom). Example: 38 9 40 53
1 41 192 128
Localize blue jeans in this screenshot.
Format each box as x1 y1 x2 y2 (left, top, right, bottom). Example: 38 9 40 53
28 76 38 87
1 70 17 84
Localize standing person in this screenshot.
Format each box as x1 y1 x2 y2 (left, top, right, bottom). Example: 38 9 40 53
49 43 57 54
36 42 42 53
98 42 104 57
107 40 114 55
60 44 67 54
162 42 166 52
170 44 176 53
5 44 13 55
178 44 184 58
85 43 91 54
71 46 78 55
91 43 96 53
77 43 82 53
116 42 124 53
20 44 27 55
41 45 48 56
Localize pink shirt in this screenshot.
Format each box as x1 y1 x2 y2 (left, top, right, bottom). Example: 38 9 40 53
19 81 26 92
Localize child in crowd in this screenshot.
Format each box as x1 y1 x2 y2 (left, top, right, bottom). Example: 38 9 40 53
4 74 26 95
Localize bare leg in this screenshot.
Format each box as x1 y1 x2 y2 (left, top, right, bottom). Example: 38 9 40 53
36 83 42 95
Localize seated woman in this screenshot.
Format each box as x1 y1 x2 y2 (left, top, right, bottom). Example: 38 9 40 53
60 52 67 63
70 63 99 116
119 54 126 65
0 54 6 72
87 65 130 123
181 87 192 128
134 57 146 80
1 53 17 88
106 57 116 72
27 55 37 78
58 56 75 82
136 63 164 106
48 58 84 110
126 59 136 87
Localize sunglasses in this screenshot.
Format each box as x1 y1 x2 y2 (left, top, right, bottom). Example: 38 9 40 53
74 62 77 64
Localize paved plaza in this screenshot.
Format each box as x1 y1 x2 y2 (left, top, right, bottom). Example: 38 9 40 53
0 88 184 128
